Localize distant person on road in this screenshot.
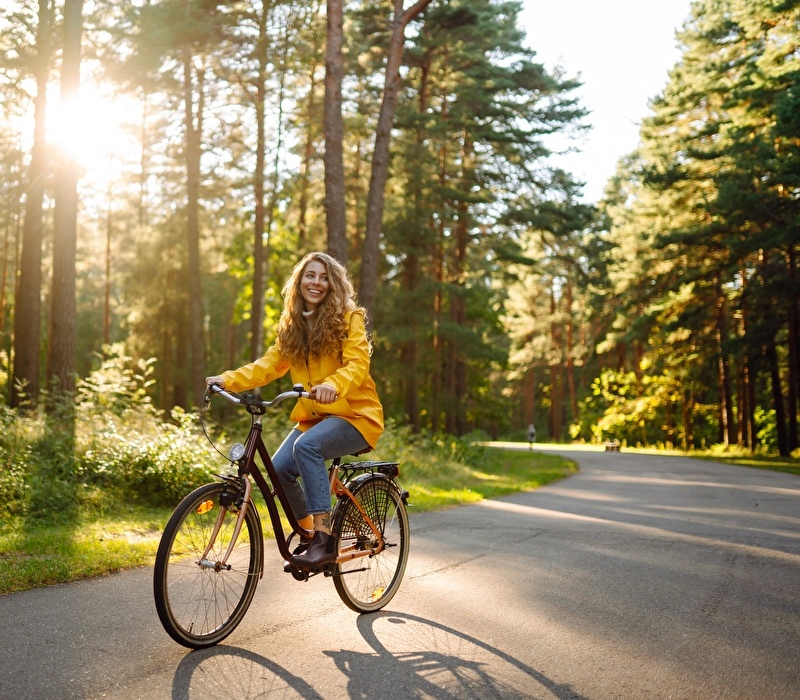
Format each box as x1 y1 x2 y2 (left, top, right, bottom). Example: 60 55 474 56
205 252 384 571
527 423 537 449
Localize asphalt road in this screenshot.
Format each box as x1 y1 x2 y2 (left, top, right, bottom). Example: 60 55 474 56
1 447 799 700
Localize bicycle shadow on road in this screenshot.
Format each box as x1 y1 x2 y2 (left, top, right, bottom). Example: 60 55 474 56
167 612 586 699
326 611 587 699
171 645 324 700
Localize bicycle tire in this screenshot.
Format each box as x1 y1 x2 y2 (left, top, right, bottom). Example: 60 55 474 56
332 475 410 613
153 481 263 649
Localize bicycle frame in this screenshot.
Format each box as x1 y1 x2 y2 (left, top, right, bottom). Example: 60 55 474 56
207 386 389 571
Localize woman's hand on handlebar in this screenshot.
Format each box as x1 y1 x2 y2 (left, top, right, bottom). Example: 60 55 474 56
309 383 337 404
206 375 226 390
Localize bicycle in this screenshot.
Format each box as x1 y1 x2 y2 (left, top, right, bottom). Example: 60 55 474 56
153 383 411 649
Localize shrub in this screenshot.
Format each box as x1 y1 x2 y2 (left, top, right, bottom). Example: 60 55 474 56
0 348 237 519
0 405 33 517
77 407 221 507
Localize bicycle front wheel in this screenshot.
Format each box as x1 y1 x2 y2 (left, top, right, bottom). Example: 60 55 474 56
153 481 263 649
332 475 410 613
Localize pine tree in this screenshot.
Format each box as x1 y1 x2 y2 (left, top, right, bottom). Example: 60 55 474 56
8 0 55 408
47 0 83 408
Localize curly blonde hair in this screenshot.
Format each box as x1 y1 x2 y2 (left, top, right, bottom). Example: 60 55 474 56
276 252 366 365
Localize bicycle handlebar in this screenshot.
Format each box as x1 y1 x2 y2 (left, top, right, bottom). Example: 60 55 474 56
207 383 310 409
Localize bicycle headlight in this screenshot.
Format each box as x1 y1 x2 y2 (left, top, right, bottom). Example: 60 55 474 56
229 443 245 462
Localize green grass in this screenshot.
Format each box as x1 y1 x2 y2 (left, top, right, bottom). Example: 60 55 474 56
0 446 575 595
684 452 800 476
0 507 167 595
490 441 800 476
404 448 576 510
603 445 800 476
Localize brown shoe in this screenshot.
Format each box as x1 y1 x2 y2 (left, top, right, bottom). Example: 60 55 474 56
291 531 336 570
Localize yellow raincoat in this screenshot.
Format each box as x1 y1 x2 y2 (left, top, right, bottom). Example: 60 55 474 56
219 310 384 448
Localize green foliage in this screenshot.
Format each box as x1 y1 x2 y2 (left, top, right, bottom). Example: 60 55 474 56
3 348 223 518
77 407 218 508
574 367 719 449
75 350 220 507
753 406 778 452
0 404 34 518
76 344 157 416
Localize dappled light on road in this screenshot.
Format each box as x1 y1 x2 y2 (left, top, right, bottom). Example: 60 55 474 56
475 478 800 565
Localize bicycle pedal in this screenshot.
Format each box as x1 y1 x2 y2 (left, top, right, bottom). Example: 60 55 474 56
284 563 310 581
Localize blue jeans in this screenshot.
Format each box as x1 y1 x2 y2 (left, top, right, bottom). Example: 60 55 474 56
272 417 369 517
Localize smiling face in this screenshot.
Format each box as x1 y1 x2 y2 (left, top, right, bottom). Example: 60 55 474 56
300 259 330 310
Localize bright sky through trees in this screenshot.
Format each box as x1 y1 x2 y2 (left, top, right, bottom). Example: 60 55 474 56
520 0 693 202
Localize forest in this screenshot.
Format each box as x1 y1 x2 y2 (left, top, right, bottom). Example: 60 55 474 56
0 0 798 457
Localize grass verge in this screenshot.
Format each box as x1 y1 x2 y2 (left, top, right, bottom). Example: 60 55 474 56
0 446 575 595
607 446 800 476
0 506 167 595
493 441 800 476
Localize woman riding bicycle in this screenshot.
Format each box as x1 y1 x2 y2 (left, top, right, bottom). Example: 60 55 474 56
206 252 383 570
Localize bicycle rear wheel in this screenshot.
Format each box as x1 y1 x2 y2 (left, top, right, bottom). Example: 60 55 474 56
332 475 410 613
153 481 263 649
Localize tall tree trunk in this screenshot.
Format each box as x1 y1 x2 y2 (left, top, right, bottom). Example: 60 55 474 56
401 48 432 432
249 5 288 361
431 211 444 434
714 280 736 445
12 0 53 409
160 324 171 412
549 285 562 441
298 61 320 250
184 55 206 407
138 97 150 229
250 41 267 362
1 178 23 375
746 351 758 452
0 219 11 344
736 355 747 447
47 0 83 407
565 276 578 420
682 388 695 450
401 251 420 430
444 129 471 436
430 91 449 434
359 0 432 325
261 65 287 333
766 340 789 456
741 357 751 448
452 184 468 436
103 193 112 348
524 368 536 429
174 306 189 410
786 245 798 452
759 251 788 455
740 267 756 450
324 0 347 262
444 334 457 435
